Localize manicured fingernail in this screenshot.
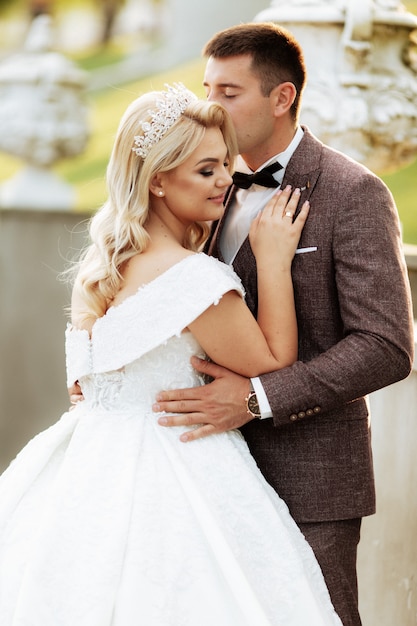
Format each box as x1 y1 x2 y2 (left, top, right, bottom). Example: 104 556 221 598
158 416 167 425
284 185 292 191
294 187 300 194
180 433 189 442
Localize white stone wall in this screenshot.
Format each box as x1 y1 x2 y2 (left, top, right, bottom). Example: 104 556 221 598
359 370 417 625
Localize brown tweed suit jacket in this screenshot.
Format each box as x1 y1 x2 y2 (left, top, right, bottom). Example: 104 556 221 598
208 127 414 523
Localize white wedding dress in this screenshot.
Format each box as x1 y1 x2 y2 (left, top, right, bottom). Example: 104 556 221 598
0 254 342 626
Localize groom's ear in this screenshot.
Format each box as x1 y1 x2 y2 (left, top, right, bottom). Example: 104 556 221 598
270 82 297 117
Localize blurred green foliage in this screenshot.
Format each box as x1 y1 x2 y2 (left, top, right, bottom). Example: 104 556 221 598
380 160 417 245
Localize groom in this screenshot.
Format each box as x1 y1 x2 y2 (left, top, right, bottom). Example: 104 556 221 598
153 23 415 625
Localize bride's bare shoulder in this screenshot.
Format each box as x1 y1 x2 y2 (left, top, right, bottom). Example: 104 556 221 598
111 248 195 307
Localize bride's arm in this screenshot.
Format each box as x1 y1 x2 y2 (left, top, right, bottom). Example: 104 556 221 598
188 187 309 378
250 186 308 366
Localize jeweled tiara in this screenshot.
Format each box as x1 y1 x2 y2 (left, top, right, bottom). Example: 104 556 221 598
132 83 198 159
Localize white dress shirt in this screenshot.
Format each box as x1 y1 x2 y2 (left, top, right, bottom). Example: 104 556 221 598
220 127 304 418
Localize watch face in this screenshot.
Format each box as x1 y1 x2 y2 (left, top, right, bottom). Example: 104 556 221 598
248 392 260 417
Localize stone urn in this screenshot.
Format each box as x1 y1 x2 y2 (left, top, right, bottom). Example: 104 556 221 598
255 0 417 172
0 15 89 210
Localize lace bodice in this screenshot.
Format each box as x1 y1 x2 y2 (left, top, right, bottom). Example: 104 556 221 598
77 334 204 412
65 254 244 410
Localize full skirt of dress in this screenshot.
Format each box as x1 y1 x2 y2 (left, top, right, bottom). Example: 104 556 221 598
0 396 341 625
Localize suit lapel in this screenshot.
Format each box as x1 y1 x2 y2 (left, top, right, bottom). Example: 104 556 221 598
281 127 322 215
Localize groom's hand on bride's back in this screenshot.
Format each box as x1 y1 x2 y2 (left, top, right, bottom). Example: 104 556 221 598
153 357 253 442
68 381 84 409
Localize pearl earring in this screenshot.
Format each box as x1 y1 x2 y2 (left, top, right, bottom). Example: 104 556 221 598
158 191 164 196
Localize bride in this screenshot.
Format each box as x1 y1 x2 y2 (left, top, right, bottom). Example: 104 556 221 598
0 83 341 625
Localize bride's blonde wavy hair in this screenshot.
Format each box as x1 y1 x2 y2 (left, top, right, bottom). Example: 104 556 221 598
69 91 238 321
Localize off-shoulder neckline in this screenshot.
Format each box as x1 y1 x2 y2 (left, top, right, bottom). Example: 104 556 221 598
69 253 203 338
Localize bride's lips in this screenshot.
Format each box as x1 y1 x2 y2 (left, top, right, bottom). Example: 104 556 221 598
209 193 226 204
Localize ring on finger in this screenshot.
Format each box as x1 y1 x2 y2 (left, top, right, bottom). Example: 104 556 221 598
284 211 293 218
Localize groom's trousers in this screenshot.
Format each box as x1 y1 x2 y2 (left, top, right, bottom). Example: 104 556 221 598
298 518 362 626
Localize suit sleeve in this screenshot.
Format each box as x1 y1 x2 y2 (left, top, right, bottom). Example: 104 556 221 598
259 169 414 426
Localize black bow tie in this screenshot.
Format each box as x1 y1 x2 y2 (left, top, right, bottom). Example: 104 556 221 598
232 161 283 189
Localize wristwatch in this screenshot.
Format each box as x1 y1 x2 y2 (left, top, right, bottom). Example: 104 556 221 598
245 384 261 419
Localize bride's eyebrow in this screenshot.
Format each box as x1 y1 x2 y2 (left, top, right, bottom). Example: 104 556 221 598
196 158 219 165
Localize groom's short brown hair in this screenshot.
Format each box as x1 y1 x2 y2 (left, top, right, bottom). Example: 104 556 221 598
203 22 306 119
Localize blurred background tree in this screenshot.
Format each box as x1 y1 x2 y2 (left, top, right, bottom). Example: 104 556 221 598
96 0 126 45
